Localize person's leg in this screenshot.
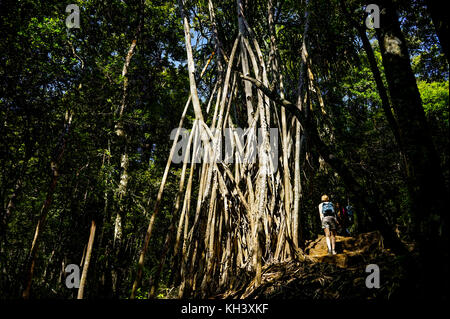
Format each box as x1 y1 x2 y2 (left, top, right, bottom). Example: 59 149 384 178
324 228 331 254
330 229 337 254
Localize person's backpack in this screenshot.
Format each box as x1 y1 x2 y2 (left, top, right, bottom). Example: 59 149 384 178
322 202 335 217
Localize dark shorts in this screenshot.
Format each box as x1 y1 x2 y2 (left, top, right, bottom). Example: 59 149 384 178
322 216 337 230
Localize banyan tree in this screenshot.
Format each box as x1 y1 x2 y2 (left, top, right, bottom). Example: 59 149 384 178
131 0 318 298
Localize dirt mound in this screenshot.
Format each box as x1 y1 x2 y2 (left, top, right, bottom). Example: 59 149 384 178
215 231 413 299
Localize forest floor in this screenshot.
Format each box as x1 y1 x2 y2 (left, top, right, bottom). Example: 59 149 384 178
211 231 417 299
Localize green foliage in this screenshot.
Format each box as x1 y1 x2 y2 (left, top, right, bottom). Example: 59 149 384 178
417 80 449 126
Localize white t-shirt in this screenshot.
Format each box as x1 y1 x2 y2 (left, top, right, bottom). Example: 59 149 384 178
318 202 324 221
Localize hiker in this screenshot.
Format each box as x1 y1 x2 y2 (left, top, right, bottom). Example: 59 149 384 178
344 204 354 235
318 195 339 255
336 202 350 236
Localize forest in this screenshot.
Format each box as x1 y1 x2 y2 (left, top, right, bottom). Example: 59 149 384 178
0 0 448 301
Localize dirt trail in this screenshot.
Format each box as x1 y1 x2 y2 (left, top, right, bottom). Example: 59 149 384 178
214 231 410 299
305 231 385 268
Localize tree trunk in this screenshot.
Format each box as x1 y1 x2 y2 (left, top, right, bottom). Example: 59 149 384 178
77 220 96 299
22 111 73 299
425 0 449 62
111 35 138 297
376 0 448 298
340 0 405 167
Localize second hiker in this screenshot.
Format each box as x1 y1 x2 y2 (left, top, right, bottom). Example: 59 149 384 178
318 194 339 255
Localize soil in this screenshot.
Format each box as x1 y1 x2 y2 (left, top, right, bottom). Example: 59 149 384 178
212 231 416 299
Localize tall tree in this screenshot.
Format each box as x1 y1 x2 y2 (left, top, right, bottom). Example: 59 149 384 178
375 1 448 295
